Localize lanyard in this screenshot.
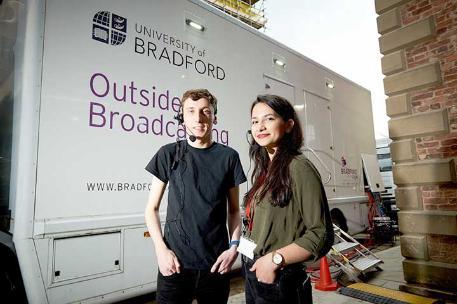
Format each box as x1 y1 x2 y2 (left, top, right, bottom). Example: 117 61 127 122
245 173 266 232
245 193 255 232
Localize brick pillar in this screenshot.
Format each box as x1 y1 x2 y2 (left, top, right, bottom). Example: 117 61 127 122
375 0 457 296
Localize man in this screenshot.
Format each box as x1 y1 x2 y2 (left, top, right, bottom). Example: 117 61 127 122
145 89 246 304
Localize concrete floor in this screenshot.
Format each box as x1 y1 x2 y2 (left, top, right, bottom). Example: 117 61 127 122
226 277 372 303
127 244 404 304
226 245 406 304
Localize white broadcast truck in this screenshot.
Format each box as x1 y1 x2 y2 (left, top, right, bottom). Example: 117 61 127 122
0 0 382 303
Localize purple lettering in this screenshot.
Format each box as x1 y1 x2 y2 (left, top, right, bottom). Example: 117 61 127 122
121 113 135 132
158 90 169 110
139 89 150 106
151 86 157 107
129 81 137 104
90 73 109 97
220 130 229 145
113 82 126 102
152 114 164 135
89 102 106 127
137 116 149 134
212 128 219 142
177 125 186 139
109 111 119 129
166 121 176 138
171 97 181 113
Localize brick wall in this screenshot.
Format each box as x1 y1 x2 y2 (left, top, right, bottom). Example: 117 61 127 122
376 0 457 292
422 184 457 210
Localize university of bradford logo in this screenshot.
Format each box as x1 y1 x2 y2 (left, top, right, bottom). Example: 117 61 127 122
92 11 127 46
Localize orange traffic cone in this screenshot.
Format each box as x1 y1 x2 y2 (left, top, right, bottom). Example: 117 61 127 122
315 256 338 291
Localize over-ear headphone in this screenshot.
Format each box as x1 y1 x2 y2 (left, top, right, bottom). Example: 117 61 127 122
174 106 196 142
246 130 254 145
174 111 184 124
174 104 184 124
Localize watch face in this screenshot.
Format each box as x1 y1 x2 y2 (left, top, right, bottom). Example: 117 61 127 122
273 253 283 265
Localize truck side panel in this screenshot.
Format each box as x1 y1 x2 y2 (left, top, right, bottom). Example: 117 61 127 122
10 0 377 302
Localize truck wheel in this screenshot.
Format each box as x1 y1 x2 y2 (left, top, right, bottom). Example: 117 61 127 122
330 208 348 233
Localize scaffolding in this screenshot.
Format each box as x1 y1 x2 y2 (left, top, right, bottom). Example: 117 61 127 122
204 0 267 29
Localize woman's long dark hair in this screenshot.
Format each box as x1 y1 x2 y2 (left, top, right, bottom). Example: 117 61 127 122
245 95 304 207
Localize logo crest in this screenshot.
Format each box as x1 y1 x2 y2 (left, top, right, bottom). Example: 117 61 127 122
92 11 127 46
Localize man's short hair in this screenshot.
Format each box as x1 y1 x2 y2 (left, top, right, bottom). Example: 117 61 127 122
181 89 218 115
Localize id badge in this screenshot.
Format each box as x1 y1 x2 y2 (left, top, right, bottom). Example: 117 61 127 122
237 236 257 259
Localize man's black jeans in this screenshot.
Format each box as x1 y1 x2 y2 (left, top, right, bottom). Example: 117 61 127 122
242 258 313 304
156 268 230 304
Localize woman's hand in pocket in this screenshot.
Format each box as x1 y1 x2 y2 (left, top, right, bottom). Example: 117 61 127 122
249 253 279 284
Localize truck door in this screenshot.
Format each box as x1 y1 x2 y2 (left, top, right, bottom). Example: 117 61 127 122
301 91 336 199
263 75 295 103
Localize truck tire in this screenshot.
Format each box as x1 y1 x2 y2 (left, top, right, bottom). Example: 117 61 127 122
330 208 348 233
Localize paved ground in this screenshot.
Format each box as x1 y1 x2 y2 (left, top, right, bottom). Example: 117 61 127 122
119 243 417 304
226 245 405 304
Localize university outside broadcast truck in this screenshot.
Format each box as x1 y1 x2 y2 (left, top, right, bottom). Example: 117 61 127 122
0 0 383 303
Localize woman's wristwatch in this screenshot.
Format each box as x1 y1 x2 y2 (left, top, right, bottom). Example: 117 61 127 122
272 251 285 267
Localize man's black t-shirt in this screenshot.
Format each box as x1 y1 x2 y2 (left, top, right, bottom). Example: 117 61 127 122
146 140 246 270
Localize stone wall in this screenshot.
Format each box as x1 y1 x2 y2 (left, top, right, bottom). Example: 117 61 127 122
375 0 457 291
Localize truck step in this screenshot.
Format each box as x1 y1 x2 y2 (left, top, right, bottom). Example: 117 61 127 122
332 241 359 253
352 257 382 272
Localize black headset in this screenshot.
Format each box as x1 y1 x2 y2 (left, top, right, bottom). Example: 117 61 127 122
246 130 254 145
174 112 184 125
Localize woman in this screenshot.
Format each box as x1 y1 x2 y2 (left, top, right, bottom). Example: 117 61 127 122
242 94 333 304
